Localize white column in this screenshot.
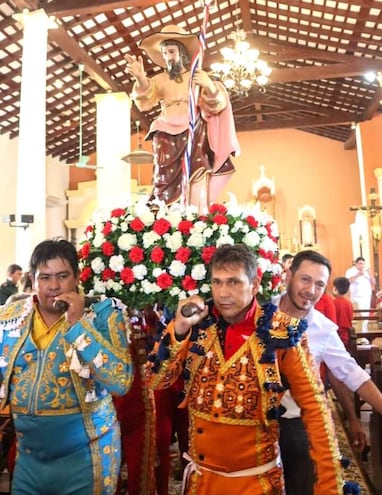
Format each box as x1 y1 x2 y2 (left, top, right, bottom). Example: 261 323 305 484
94 92 132 213
15 9 52 268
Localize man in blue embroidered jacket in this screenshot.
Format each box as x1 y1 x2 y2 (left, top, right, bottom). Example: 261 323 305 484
0 238 133 495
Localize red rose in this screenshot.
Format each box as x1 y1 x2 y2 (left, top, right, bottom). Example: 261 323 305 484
201 246 216 264
80 266 92 282
178 220 194 234
153 218 171 235
156 272 173 289
130 217 145 232
102 241 115 256
79 242 91 260
213 214 228 225
257 267 263 280
150 246 165 263
84 225 93 234
121 267 134 284
129 246 144 263
175 247 192 263
102 221 112 236
111 208 125 217
209 203 227 215
182 275 197 291
101 268 115 281
246 216 259 228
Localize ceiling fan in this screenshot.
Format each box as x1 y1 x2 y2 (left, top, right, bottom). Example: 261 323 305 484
62 64 100 170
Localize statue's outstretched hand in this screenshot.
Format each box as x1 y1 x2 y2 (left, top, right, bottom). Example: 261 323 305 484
125 54 146 80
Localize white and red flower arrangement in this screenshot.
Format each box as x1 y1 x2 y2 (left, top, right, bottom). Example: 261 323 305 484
78 202 282 312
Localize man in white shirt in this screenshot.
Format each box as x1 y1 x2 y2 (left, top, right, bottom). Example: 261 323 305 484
276 250 382 495
345 256 375 331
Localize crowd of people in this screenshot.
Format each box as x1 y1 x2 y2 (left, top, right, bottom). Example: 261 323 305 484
1 240 382 495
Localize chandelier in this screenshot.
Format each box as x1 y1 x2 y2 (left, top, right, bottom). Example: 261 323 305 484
210 29 272 96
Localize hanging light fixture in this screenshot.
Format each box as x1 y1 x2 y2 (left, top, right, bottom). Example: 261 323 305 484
122 120 153 165
210 28 272 97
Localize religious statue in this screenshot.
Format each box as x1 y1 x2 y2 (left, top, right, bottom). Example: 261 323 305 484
125 24 240 210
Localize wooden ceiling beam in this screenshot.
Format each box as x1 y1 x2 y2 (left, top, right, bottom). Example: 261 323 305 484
44 0 165 17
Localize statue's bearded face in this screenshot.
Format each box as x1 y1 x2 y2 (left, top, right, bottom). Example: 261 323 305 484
161 43 185 80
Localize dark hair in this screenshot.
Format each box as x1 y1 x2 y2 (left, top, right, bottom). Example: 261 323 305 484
210 244 257 281
7 264 22 275
354 256 365 263
29 238 79 277
20 272 33 292
333 276 350 295
160 40 191 68
281 253 294 264
289 249 332 275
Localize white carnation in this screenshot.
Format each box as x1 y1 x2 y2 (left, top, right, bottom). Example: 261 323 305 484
118 233 137 251
152 267 164 277
141 279 161 294
192 221 207 234
216 234 234 247
165 231 183 251
200 283 211 294
132 264 148 280
242 231 260 247
92 233 105 248
120 221 128 232
169 286 181 296
219 224 229 235
260 236 278 252
142 231 161 248
257 257 272 273
91 257 105 274
93 279 106 293
169 260 186 277
188 232 204 248
109 255 124 272
202 227 214 239
191 264 207 280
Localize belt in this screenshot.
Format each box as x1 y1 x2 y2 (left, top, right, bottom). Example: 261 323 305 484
181 452 282 494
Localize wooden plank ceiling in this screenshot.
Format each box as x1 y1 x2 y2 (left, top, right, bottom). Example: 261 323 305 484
1 0 382 164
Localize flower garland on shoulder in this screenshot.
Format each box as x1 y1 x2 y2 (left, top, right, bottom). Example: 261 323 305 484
78 201 283 312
